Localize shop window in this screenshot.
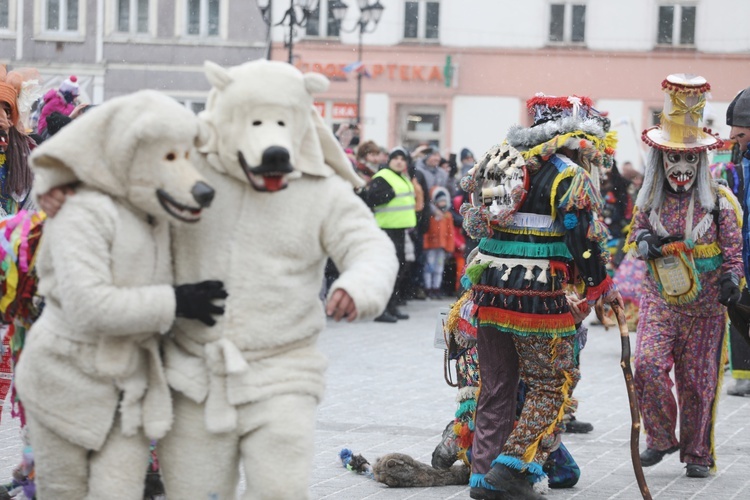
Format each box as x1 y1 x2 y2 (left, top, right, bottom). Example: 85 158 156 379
548 2 586 44
404 0 439 41
399 106 444 151
657 3 696 46
43 0 80 32
306 0 341 37
116 0 149 34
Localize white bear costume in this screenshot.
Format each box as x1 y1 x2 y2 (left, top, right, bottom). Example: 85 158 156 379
157 60 399 499
15 91 214 500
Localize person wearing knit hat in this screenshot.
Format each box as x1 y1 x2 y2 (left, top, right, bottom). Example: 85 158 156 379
359 146 417 323
724 85 750 398
37 75 81 135
459 148 475 175
625 74 743 479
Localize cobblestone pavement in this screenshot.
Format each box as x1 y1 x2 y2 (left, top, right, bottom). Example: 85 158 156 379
311 299 750 500
1 299 748 499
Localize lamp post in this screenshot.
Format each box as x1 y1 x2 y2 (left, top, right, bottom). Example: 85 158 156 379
257 0 320 64
330 0 385 124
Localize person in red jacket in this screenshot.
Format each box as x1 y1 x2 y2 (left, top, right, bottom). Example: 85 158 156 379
423 186 455 298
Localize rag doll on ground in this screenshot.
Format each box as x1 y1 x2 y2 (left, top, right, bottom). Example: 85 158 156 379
15 90 227 500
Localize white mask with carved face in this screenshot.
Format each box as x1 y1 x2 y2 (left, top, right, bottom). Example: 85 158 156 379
663 151 699 193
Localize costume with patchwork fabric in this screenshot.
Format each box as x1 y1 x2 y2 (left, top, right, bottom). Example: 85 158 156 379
460 95 619 498
626 74 742 477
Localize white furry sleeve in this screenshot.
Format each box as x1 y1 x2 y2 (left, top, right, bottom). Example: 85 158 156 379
46 192 176 336
322 178 399 321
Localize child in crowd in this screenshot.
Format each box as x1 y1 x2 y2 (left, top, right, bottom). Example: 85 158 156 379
423 186 455 298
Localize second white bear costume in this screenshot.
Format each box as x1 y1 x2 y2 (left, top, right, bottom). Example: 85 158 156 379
15 91 225 500
157 60 399 499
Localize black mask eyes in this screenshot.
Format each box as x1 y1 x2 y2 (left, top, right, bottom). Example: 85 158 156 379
667 152 699 164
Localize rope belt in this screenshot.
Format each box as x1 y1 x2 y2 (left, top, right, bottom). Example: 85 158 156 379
472 284 567 297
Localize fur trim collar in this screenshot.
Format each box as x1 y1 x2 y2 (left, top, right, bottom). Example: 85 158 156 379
507 117 606 151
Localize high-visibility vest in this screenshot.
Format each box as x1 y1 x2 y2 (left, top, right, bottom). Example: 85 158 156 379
372 168 417 229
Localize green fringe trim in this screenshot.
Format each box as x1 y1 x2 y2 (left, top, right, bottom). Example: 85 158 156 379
695 255 723 274
479 238 572 259
465 262 491 284
478 320 577 338
455 399 477 419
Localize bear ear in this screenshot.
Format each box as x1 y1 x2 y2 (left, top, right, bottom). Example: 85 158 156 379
204 61 233 90
303 72 329 94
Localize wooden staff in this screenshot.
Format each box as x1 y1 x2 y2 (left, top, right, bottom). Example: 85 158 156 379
611 303 652 500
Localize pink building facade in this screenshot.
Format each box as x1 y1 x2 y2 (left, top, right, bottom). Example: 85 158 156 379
274 40 750 168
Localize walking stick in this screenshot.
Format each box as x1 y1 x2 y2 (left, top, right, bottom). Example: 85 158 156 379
611 303 652 500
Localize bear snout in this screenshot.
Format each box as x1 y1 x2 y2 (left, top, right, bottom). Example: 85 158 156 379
191 181 216 208
259 146 293 174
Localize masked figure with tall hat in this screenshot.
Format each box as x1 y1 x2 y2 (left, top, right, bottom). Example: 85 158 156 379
626 74 743 479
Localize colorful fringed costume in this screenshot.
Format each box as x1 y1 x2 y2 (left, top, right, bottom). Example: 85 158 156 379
0 210 44 499
628 74 741 473
461 95 618 492
441 290 583 489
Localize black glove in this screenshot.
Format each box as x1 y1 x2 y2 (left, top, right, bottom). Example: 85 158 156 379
174 280 228 326
719 274 741 306
636 232 664 259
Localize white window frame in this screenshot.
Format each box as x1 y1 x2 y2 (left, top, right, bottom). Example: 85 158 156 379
110 0 155 37
547 2 586 45
656 2 697 47
403 0 440 42
35 0 86 39
176 0 226 39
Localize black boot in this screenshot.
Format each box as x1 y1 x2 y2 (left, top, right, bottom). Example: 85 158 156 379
388 306 410 320
374 311 398 323
431 422 458 469
565 415 593 434
484 464 544 500
639 445 679 467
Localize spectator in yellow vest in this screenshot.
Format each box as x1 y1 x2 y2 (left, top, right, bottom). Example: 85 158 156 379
360 147 418 322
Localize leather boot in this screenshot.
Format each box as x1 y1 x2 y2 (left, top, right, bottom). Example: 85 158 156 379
484 463 544 500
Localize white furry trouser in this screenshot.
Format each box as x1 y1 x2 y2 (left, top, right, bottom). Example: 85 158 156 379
27 413 151 500
159 391 318 500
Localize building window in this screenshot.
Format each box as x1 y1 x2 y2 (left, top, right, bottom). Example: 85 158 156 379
44 0 79 32
0 0 9 29
117 0 149 34
186 0 219 37
548 3 586 44
177 99 206 114
657 3 696 46
404 0 440 41
306 0 340 37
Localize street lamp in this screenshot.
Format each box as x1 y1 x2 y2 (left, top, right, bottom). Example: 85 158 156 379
257 0 321 64
331 0 385 124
